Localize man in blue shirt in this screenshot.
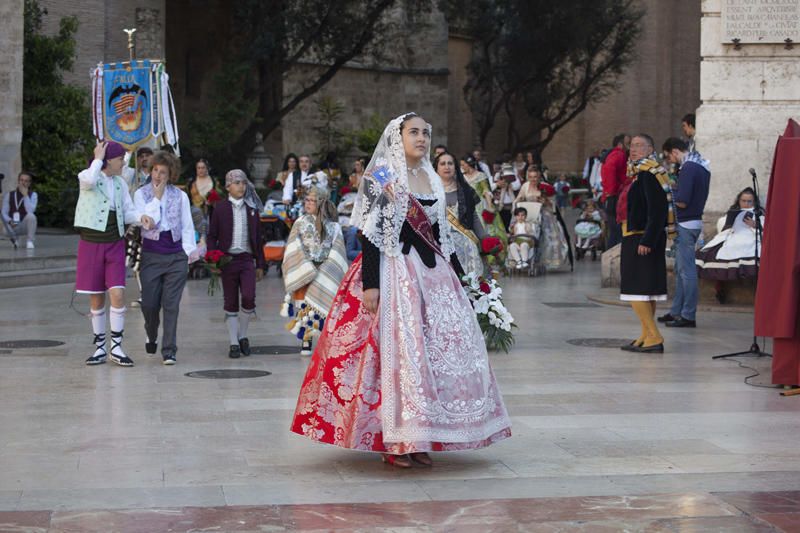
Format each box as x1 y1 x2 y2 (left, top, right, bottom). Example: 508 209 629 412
659 137 710 328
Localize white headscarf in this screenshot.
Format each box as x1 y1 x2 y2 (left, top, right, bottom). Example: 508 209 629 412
351 113 454 258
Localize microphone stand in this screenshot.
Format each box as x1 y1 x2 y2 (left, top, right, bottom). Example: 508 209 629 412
713 169 770 359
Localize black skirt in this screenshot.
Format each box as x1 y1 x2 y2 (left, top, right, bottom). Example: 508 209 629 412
620 232 667 298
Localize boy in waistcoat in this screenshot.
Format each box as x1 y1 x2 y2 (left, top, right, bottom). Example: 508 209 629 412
207 169 265 359
75 141 151 366
133 151 199 365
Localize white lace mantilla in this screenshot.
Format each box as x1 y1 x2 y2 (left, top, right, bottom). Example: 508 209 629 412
351 114 454 258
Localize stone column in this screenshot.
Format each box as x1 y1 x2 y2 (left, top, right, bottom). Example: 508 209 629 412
697 0 800 215
0 0 24 193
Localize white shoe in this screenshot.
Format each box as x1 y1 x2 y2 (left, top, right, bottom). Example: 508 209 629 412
515 263 523 270
521 262 529 268
26 241 34 249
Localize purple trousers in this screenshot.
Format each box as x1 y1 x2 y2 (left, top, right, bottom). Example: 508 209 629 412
222 253 256 312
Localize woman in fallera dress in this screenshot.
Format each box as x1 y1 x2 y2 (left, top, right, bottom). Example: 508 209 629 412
290 113 511 468
435 151 487 276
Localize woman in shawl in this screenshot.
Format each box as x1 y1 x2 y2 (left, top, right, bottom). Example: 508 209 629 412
281 186 348 355
290 114 511 468
434 151 486 276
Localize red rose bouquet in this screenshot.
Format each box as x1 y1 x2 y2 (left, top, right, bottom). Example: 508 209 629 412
538 182 556 197
204 249 232 296
481 236 503 255
481 210 496 224
339 186 353 196
267 179 282 191
206 189 222 205
481 236 505 270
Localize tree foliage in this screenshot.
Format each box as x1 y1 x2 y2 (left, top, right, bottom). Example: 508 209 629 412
21 0 93 228
183 0 431 168
449 0 643 154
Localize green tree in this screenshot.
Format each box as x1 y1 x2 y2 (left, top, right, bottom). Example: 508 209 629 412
449 0 643 153
184 0 433 167
21 0 93 228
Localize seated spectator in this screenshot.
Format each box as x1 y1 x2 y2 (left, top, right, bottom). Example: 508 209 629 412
2 171 38 249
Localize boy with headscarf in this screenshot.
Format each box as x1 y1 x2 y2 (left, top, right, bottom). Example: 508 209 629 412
207 169 265 359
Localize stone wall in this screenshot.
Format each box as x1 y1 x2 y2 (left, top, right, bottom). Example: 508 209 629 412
697 0 800 214
0 0 24 193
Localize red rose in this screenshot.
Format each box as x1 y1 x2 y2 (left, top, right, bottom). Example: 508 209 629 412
538 182 556 197
481 237 502 254
339 186 352 195
479 281 491 294
207 189 222 204
481 210 495 224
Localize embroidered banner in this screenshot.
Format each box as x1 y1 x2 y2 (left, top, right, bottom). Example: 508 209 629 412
92 59 180 154
102 60 153 149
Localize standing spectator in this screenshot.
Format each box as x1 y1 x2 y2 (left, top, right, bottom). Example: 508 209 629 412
682 113 696 152
472 148 492 178
583 149 603 199
496 163 521 228
619 134 669 353
512 152 526 177
127 147 153 195
601 133 630 248
658 137 710 328
432 144 447 160
554 174 570 209
2 171 38 249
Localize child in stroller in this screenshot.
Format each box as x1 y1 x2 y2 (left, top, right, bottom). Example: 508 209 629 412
261 192 292 274
574 199 603 260
508 206 538 271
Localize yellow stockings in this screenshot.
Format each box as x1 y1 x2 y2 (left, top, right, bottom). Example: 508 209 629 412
630 301 663 347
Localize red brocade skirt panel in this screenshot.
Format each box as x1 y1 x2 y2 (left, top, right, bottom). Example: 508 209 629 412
290 252 512 454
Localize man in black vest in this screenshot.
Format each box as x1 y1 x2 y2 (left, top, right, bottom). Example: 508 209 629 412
2 172 38 249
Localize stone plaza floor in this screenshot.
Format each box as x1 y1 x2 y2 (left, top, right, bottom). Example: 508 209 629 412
1 252 800 531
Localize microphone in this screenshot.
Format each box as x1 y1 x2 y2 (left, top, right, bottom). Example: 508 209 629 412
749 168 757 179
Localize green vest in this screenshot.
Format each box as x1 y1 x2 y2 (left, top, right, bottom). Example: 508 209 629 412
73 175 126 237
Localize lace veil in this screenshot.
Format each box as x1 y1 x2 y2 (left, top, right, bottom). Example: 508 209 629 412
350 113 454 257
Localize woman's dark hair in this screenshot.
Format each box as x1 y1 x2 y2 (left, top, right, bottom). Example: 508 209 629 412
352 157 366 174
282 153 299 171
435 151 479 228
514 207 528 217
195 158 211 175
399 112 420 133
730 187 756 211
461 154 478 170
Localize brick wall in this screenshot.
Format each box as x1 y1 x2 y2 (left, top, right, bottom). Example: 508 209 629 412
39 0 165 90
445 0 702 174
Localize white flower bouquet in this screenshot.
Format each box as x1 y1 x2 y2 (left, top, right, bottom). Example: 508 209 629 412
462 272 516 353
